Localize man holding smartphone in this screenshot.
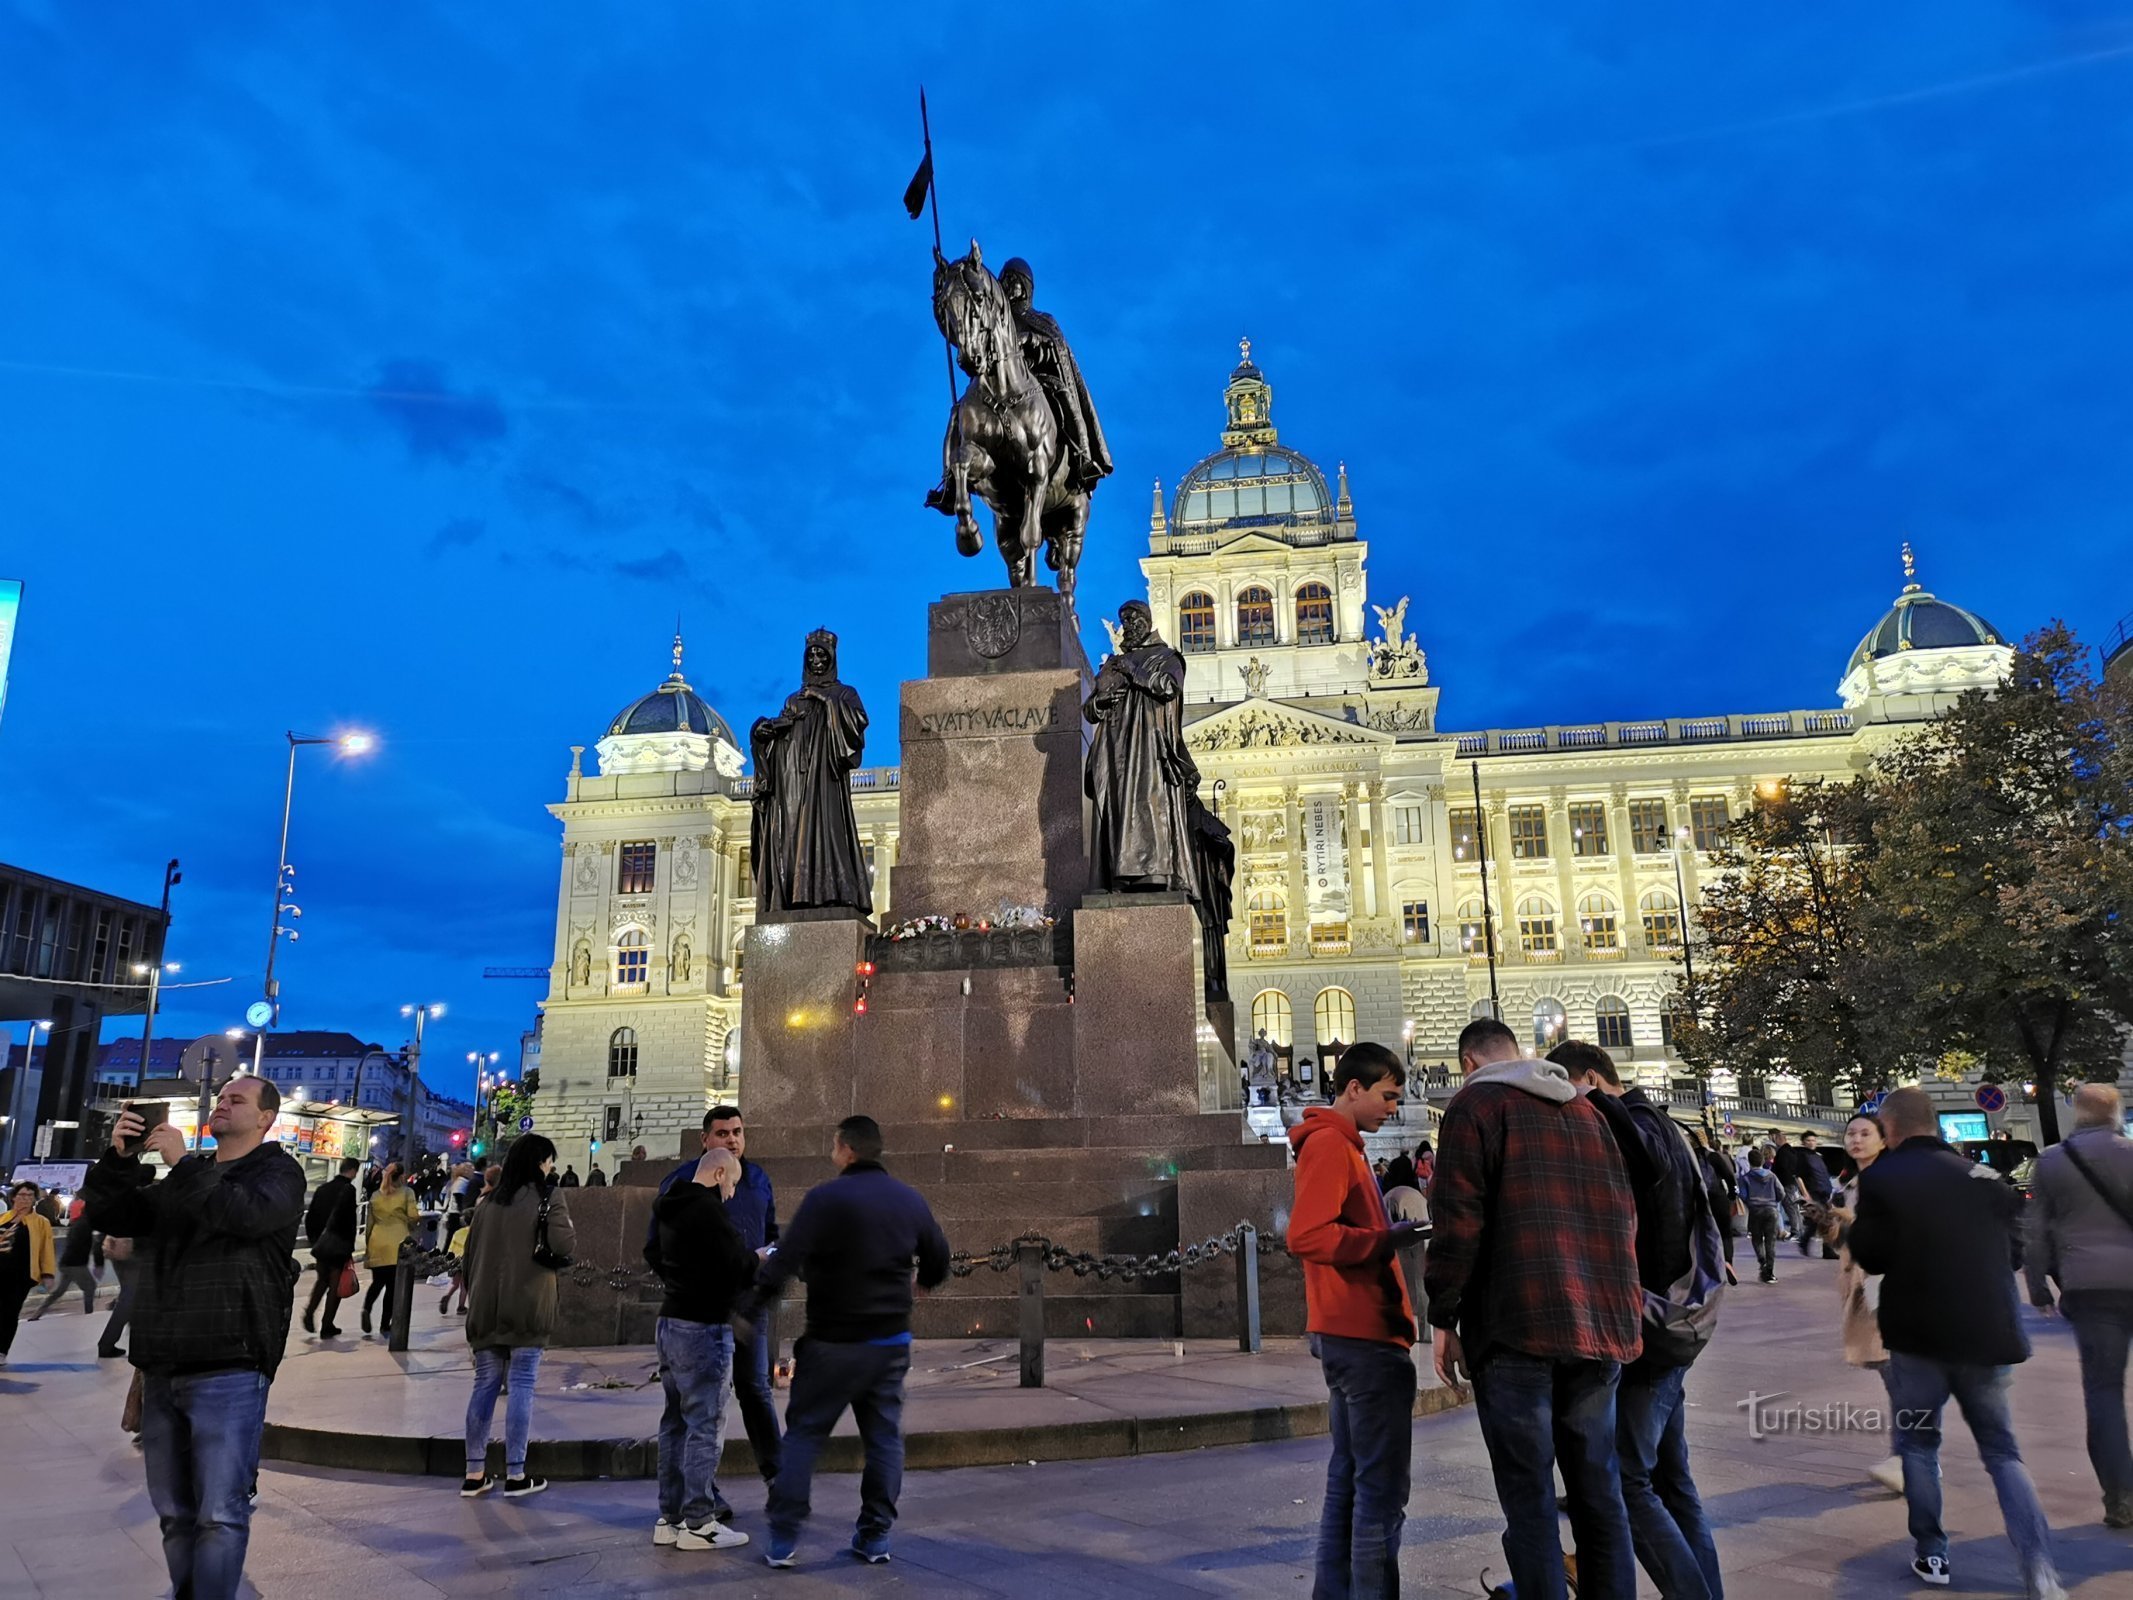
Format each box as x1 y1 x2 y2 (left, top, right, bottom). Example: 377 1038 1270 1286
1286 1041 1420 1599
83 1076 305 1600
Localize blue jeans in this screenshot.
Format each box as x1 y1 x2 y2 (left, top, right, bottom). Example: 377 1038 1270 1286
2062 1290 2133 1505
1310 1333 1416 1599
768 1337 910 1544
657 1318 734 1528
465 1345 543 1478
735 1308 783 1481
1885 1352 2057 1588
1470 1351 1635 1600
139 1367 272 1600
1615 1359 1722 1599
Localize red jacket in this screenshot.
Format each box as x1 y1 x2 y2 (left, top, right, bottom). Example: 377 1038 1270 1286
1288 1109 1413 1347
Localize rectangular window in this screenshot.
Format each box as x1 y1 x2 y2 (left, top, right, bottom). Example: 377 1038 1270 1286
1391 805 1424 846
1518 910 1558 955
1595 1007 1634 1051
91 912 112 981
1643 905 1683 950
1508 805 1549 860
1582 911 1619 953
618 841 657 895
1459 917 1489 955
1628 799 1670 854
603 1105 623 1141
1689 796 1730 853
1179 595 1216 653
1569 802 1610 858
1448 807 1480 861
1401 901 1430 944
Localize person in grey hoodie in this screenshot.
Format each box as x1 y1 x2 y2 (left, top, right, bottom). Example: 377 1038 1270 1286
2026 1082 2133 1529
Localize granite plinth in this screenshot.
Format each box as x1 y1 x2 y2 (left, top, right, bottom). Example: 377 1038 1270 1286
1072 895 1201 1118
1178 1165 1308 1337
926 586 1089 678
758 905 876 926
736 913 868 1128
547 1186 661 1348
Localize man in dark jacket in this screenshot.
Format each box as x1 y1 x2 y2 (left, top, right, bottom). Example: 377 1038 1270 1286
1848 1087 2062 1597
646 1105 781 1489
753 1114 950 1568
1795 1132 1838 1258
84 1076 305 1600
301 1158 359 1339
648 1149 758 1551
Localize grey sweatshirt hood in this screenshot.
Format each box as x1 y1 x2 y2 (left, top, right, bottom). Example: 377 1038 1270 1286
1463 1056 1581 1104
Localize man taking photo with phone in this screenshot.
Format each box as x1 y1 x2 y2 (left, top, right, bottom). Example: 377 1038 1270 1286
83 1076 305 1600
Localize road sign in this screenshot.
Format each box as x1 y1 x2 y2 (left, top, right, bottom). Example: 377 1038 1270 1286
518 1114 535 1133
1860 1092 1886 1115
1975 1083 2007 1113
245 1001 274 1029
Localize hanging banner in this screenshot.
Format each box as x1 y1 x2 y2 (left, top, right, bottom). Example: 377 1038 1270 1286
1303 793 1350 925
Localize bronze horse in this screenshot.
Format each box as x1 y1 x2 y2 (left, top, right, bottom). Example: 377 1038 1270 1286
925 243 1090 597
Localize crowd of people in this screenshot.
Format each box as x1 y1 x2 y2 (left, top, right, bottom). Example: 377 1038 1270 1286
3 1045 2122 1599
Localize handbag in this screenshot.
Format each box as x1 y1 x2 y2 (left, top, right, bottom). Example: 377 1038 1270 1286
532 1193 572 1270
334 1260 359 1300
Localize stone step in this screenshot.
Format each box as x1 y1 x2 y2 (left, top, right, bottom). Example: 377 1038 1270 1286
738 1112 1260 1160
910 1293 1182 1341
919 1180 1180 1222
748 1144 1283 1195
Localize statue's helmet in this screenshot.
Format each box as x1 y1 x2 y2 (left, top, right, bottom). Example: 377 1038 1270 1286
1000 257 1034 297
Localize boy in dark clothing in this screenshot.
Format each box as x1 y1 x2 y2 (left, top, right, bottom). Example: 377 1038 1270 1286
753 1115 950 1568
648 1150 757 1551
301 1159 359 1339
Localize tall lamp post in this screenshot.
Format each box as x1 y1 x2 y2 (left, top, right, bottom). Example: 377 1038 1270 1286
398 1003 445 1169
468 1051 500 1156
256 731 375 1073
3 1019 51 1170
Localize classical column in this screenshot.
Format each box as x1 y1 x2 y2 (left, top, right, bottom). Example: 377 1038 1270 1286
1368 778 1395 927
1285 785 1309 954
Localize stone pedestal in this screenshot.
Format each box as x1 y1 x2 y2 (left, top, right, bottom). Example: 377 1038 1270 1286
1072 893 1200 1117
735 910 868 1129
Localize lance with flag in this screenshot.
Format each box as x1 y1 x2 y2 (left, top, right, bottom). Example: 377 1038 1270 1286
907 87 969 547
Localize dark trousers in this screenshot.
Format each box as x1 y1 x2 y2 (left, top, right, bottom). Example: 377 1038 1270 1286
2062 1289 2133 1508
305 1256 348 1333
1747 1204 1781 1280
100 1258 139 1354
768 1337 911 1543
0 1273 31 1355
362 1265 397 1334
32 1263 97 1317
1470 1350 1636 1600
1311 1332 1416 1600
1615 1358 1722 1599
735 1308 783 1482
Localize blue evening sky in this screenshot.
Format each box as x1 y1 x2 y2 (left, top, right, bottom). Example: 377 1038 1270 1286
2 4 2129 1101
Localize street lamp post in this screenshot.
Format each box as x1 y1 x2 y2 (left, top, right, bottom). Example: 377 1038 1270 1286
398 1003 445 1170
4 1020 51 1169
468 1051 500 1154
256 731 374 1073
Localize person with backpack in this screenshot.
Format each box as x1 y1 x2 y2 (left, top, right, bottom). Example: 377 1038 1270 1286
2024 1082 2133 1530
301 1159 360 1340
1552 1042 1725 1600
1738 1149 1785 1284
459 1134 574 1499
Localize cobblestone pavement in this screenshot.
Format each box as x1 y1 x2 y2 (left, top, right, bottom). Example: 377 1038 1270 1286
1 1251 2125 1597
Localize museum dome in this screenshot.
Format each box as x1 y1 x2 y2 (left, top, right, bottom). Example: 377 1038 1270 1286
595 634 745 780
1169 340 1340 534
1845 545 2005 676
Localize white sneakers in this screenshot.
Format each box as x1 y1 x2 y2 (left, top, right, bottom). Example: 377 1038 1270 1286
652 1518 679 1547
675 1521 751 1551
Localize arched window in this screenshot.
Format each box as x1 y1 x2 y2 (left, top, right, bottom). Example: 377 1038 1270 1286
614 928 649 986
1533 997 1567 1054
731 932 747 980
1578 892 1620 954
1516 895 1558 956
1179 592 1216 654
607 1027 638 1079
1470 998 1500 1021
1295 582 1334 645
1661 998 1694 1050
1247 890 1287 954
1315 987 1357 1059
1594 996 1633 1051
1640 890 1682 950
1250 989 1293 1047
1236 586 1276 648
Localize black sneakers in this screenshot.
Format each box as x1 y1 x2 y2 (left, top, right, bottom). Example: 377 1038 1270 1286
503 1476 549 1498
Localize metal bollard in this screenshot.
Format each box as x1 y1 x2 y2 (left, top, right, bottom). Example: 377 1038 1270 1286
1234 1223 1262 1353
1016 1238 1045 1388
388 1242 420 1353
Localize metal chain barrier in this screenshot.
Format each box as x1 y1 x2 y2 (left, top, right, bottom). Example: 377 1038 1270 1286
948 1220 1290 1284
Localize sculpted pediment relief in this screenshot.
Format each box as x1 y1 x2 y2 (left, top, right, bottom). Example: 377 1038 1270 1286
1186 702 1389 752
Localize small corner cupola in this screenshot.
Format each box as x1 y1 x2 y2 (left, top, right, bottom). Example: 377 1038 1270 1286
1837 543 2012 711
595 628 746 779
1223 336 1278 449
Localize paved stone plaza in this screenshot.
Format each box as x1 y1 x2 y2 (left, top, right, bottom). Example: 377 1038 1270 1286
1 1254 2125 1598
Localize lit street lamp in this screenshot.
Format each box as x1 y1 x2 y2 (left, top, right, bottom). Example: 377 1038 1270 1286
398 1003 445 1169
256 730 375 1073
468 1051 501 1155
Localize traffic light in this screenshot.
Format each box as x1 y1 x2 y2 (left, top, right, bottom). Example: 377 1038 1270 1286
470 1141 486 1160
450 1130 464 1147
590 1138 601 1154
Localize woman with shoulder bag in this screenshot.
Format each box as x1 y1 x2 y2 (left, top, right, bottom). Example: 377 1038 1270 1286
0 1182 57 1365
459 1135 574 1500
1823 1110 1903 1495
362 1163 421 1339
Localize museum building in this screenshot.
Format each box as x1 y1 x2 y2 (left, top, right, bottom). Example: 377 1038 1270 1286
532 348 2014 1172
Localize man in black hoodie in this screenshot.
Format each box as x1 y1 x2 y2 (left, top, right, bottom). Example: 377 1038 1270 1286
301 1158 359 1339
753 1114 950 1569
1849 1087 2062 1598
85 1076 305 1600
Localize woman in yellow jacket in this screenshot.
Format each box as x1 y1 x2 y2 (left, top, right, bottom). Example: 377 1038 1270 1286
362 1162 421 1340
1 1181 58 1364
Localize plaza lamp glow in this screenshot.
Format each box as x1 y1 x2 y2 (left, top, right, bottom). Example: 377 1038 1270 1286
396 1002 445 1169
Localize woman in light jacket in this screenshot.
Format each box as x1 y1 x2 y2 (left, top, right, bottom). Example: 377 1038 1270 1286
0 1182 57 1364
1823 1110 1901 1494
362 1162 421 1339
459 1134 573 1499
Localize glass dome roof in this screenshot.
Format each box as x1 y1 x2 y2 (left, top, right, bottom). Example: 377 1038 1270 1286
1173 446 1331 528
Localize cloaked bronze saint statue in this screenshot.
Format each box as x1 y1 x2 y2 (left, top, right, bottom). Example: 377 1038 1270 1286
749 629 873 916
927 247 1112 597
1084 601 1200 893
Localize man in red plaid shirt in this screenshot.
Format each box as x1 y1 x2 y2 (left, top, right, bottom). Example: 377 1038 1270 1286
1424 1017 1643 1600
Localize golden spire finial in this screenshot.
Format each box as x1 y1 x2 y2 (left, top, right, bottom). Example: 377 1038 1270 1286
1900 540 1917 585
1239 334 1251 365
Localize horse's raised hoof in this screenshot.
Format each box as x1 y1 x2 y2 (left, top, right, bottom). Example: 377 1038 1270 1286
955 516 983 557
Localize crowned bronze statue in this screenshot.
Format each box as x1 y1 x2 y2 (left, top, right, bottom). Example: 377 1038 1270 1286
926 245 1112 597
1084 601 1199 894
749 629 872 916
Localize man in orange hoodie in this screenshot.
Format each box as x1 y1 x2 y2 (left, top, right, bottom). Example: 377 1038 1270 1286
1289 1040 1419 1598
